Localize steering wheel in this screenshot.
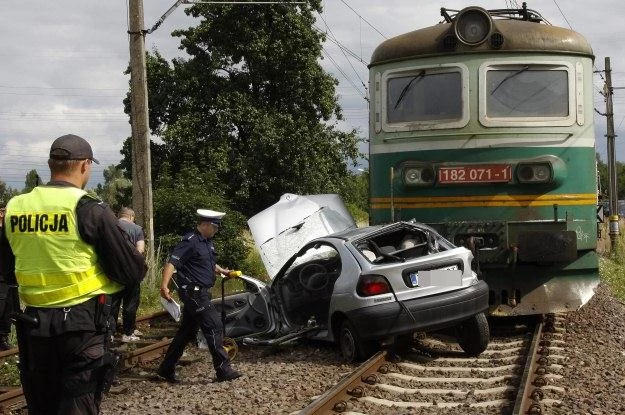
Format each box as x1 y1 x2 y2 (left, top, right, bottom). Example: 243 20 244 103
298 263 330 292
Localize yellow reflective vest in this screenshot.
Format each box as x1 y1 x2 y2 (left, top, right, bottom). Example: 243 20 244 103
5 186 122 307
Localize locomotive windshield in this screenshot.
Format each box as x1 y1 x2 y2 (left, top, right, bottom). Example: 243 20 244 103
387 71 462 123
486 66 569 117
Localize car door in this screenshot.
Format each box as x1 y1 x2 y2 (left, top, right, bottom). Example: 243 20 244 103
211 275 274 339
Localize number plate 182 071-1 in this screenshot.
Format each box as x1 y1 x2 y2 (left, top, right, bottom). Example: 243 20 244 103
438 164 512 184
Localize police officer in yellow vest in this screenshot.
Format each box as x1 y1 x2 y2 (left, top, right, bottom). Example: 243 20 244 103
0 134 146 415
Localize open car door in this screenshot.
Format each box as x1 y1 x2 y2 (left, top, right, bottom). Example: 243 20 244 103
212 275 274 339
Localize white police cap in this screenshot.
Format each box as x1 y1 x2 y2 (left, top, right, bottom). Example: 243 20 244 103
197 209 225 224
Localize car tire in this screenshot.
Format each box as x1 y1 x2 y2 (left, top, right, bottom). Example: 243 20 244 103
338 319 372 363
455 312 489 356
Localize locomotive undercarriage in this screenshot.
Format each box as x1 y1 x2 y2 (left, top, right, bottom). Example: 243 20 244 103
431 220 599 316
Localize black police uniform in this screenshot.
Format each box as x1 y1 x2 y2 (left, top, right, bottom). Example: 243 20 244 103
158 229 235 380
0 181 146 415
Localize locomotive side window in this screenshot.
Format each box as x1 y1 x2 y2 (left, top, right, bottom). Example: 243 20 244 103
479 62 576 127
381 65 469 131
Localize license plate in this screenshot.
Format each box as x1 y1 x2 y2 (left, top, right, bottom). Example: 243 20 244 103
438 164 511 184
409 265 460 287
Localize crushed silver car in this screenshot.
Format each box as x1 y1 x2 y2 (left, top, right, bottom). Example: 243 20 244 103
215 194 490 361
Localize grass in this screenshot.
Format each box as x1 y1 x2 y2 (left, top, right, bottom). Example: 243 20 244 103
0 357 20 387
598 224 625 302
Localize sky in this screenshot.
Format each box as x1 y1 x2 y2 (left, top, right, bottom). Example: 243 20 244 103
1 0 624 190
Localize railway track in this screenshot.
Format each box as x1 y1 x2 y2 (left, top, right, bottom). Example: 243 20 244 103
301 314 567 415
0 313 568 414
0 310 174 413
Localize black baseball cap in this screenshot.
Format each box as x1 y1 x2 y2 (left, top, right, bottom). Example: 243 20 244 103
49 134 99 164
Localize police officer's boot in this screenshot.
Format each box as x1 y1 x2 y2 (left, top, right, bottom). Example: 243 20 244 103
0 334 11 351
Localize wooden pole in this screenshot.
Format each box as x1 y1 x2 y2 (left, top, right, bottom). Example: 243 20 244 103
128 0 155 270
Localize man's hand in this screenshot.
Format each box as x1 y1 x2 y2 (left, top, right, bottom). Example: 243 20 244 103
222 270 242 280
161 262 175 301
160 285 172 301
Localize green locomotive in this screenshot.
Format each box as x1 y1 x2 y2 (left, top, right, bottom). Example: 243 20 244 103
368 4 598 315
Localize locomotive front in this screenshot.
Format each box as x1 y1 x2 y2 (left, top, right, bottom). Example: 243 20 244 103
368 5 599 315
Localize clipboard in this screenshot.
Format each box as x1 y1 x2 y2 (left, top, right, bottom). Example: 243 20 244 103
160 297 181 322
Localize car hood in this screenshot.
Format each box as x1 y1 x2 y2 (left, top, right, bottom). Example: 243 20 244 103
248 193 356 278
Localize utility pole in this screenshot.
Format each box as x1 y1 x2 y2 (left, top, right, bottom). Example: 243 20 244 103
128 0 155 269
605 57 619 250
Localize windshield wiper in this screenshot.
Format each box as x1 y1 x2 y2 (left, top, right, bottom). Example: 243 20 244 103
393 70 426 109
490 65 530 95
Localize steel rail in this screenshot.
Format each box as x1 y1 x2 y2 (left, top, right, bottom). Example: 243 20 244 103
513 317 545 414
299 351 388 414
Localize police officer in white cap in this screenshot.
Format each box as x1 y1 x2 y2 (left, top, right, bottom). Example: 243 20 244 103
157 209 242 383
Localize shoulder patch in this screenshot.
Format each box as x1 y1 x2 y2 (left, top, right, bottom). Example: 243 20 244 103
186 234 196 241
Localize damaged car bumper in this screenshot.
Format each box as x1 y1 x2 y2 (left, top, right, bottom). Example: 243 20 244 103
345 280 489 340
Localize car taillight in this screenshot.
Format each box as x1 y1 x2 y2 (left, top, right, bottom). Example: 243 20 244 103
357 275 392 297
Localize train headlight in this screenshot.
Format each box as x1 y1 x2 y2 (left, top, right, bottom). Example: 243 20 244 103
516 163 552 183
454 7 492 46
403 165 435 186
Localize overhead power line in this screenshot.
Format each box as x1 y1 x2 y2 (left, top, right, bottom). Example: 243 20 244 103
320 49 366 99
317 14 367 93
313 25 367 65
338 0 387 39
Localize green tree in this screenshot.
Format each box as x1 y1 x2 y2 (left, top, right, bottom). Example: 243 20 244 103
597 153 625 200
23 169 41 193
94 165 132 213
153 164 246 267
122 1 362 217
338 169 369 225
0 179 18 205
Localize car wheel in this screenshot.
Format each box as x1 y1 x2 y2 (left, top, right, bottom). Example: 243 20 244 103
455 312 490 356
339 320 371 363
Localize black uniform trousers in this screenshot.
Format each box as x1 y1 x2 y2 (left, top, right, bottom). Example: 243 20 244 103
19 296 113 415
159 287 231 376
110 282 140 336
